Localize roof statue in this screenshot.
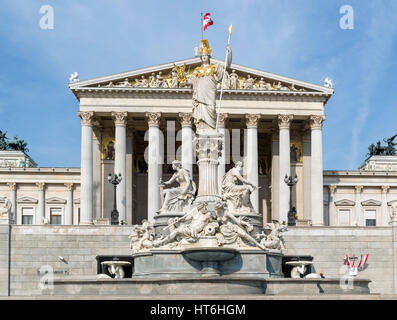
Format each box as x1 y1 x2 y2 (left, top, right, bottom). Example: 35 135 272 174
69 72 79 83
0 131 29 154
367 134 397 158
0 130 7 150
324 77 334 89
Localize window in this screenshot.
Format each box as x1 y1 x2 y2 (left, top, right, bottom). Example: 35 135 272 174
22 207 34 224
365 209 376 226
338 209 350 226
50 208 62 225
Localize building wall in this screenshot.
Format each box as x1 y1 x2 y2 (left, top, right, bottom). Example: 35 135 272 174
5 226 131 296
0 225 9 296
324 170 397 227
2 168 397 226
283 226 394 294
0 225 394 296
0 168 81 225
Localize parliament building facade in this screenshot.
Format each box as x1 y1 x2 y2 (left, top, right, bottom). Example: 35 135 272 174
1 57 396 228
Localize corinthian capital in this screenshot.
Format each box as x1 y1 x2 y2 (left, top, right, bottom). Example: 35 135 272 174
112 111 128 126
7 182 16 191
309 115 326 130
245 114 261 128
78 111 95 126
381 185 390 193
36 182 45 191
217 113 229 128
277 114 293 129
146 112 161 127
178 112 193 127
328 185 337 193
354 185 363 193
64 183 74 191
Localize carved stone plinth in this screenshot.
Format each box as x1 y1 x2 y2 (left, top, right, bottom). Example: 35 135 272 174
359 156 397 172
194 133 223 204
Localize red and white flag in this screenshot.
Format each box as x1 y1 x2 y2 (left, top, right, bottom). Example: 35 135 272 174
203 13 213 31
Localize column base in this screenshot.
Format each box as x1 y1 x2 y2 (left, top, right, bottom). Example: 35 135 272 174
78 221 94 226
311 223 325 227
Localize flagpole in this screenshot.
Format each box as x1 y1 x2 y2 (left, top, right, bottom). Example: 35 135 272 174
216 24 233 132
201 13 203 40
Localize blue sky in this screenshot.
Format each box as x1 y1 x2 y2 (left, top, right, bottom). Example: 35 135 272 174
0 0 396 170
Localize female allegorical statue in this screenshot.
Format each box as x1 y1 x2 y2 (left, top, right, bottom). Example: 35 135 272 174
159 160 196 213
188 39 232 132
221 161 256 213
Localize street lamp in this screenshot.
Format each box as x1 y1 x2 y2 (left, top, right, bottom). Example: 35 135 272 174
108 173 122 225
284 174 298 226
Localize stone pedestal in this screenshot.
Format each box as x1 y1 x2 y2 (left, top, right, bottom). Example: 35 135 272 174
359 155 397 172
194 133 223 204
0 150 37 168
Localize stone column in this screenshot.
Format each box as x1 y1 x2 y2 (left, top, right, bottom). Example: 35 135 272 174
310 115 325 226
270 129 280 221
78 111 94 225
328 185 336 226
92 121 103 221
126 126 134 225
217 113 228 194
112 111 128 224
195 133 223 203
354 185 363 226
7 183 16 223
278 114 293 224
146 112 162 221
179 112 194 176
381 186 389 226
64 183 74 225
246 114 261 213
302 128 311 221
36 182 45 225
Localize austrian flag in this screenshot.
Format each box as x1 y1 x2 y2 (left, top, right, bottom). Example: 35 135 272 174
203 13 213 31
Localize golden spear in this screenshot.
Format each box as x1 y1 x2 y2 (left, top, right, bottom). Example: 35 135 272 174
216 24 233 131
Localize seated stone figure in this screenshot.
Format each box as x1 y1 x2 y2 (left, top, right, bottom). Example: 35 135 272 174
159 160 196 213
221 161 256 213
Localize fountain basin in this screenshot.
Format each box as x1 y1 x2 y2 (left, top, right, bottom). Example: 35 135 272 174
182 247 237 262
182 247 238 276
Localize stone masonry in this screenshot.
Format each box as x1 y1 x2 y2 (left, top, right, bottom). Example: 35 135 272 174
0 225 395 296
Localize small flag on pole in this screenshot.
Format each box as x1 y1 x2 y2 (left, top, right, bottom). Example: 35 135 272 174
203 13 213 31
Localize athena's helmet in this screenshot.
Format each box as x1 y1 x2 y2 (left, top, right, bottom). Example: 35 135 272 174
199 39 212 57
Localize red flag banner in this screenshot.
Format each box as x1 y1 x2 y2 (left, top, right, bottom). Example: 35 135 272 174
203 13 213 31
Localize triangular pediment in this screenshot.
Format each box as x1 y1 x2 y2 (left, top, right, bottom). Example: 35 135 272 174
361 199 382 206
69 57 334 98
335 199 356 206
17 196 38 204
46 197 66 204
